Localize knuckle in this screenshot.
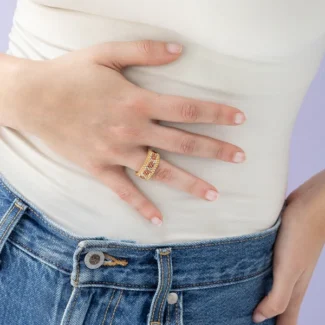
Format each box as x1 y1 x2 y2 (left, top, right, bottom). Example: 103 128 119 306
115 186 132 202
181 102 199 122
128 91 145 108
135 40 154 55
179 136 196 154
153 166 173 182
215 145 225 160
135 199 151 214
94 140 111 153
213 106 221 123
85 161 105 176
266 297 287 315
126 91 148 116
268 304 286 315
187 178 201 195
108 145 124 158
94 141 123 163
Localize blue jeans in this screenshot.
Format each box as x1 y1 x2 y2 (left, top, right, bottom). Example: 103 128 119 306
0 173 287 325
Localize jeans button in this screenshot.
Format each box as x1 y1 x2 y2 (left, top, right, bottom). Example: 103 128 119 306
167 292 178 304
84 251 105 269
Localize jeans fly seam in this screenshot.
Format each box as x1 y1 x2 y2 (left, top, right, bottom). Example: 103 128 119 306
179 292 183 325
101 289 116 325
109 290 123 325
166 302 170 325
158 252 171 322
151 251 164 321
65 287 80 325
6 238 71 274
176 298 179 325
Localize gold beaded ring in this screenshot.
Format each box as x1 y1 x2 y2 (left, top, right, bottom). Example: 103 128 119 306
135 149 160 180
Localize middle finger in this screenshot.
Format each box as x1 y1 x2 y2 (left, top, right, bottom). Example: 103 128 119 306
146 123 246 163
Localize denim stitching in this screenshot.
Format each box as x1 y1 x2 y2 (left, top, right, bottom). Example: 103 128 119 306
166 303 170 325
0 203 23 245
156 251 167 322
75 249 83 285
65 287 80 325
77 232 277 250
179 292 183 325
6 235 273 289
7 238 71 274
109 290 123 325
0 200 15 230
5 236 274 287
101 289 116 325
158 252 171 322
176 298 179 325
151 251 164 322
79 264 272 289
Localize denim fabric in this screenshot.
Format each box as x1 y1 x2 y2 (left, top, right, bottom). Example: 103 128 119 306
0 173 287 325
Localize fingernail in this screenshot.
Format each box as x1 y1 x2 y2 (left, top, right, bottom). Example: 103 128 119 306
234 113 246 124
205 190 219 201
151 217 163 226
166 43 183 54
233 152 245 163
253 313 267 323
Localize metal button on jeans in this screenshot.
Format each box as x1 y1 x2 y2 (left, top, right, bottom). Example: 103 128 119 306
167 292 178 304
84 251 105 269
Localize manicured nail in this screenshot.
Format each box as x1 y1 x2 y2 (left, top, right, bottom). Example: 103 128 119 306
205 190 219 201
233 152 245 163
151 217 163 226
234 113 246 124
166 43 183 54
253 313 267 323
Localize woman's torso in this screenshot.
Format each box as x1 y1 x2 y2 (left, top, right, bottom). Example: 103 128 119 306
1 0 325 243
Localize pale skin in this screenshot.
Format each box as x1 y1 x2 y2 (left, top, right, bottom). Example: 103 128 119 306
0 39 324 324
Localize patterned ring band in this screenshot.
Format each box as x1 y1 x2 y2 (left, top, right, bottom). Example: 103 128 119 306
135 149 160 180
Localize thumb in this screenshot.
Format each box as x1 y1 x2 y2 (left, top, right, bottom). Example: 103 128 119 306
90 40 183 70
252 270 298 323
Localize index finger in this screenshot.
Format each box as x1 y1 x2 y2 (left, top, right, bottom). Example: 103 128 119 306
140 89 246 125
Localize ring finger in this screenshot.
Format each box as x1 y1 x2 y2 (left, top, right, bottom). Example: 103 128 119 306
122 147 220 201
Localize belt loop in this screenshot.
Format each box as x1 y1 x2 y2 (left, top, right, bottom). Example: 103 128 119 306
147 247 173 325
0 198 28 255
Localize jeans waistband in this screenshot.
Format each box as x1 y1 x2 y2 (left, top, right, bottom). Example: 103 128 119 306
0 173 286 291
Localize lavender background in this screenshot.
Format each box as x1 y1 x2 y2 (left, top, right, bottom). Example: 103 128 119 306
0 1 324 324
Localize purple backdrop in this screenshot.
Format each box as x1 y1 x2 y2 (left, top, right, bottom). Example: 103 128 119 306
0 1 324 324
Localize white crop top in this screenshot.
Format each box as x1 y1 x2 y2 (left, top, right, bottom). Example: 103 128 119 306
1 0 325 243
